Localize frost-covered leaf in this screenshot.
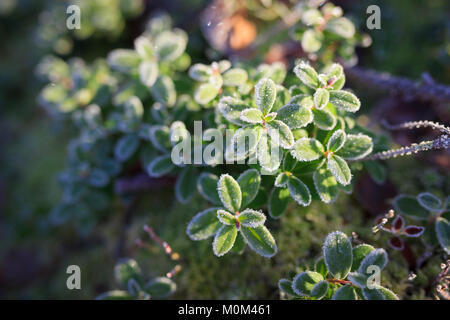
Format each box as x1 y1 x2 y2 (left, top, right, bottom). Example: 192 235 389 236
278 279 298 297
237 169 261 207
257 133 282 172
312 107 336 130
139 61 158 87
417 192 442 212
314 88 329 109
217 209 235 225
323 231 353 279
149 125 171 152
241 225 277 258
194 83 219 105
301 29 323 53
292 271 323 296
393 195 430 220
218 96 249 125
351 244 375 272
96 290 133 300
255 78 277 115
114 134 140 162
197 172 221 204
313 167 338 204
227 125 262 161
238 209 266 228
327 155 351 186
114 258 142 288
311 280 329 299
266 120 294 149
223 68 248 86
288 176 311 206
213 225 238 257
186 207 222 240
435 217 450 254
218 174 242 212
108 49 141 73
293 61 319 89
145 277 176 299
189 63 212 81
151 76 176 107
134 36 154 59
332 284 357 300
175 166 196 204
337 134 373 160
275 172 288 187
325 17 355 39
358 249 388 275
290 138 324 162
326 63 344 80
329 90 360 112
88 169 110 188
240 108 264 124
269 187 290 219
276 103 313 129
327 129 346 152
154 29 187 62
146 154 174 177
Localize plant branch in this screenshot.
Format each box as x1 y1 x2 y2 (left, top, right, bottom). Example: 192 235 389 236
114 173 176 195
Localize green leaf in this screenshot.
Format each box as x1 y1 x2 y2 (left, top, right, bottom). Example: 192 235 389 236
114 258 142 288
323 231 353 279
96 290 133 300
240 108 264 124
337 134 373 160
393 195 430 220
88 169 110 188
293 61 319 89
189 63 212 81
326 63 344 80
186 207 222 240
107 49 141 73
362 287 385 300
266 120 294 149
257 133 282 172
288 176 312 206
364 160 386 185
218 96 249 125
217 209 236 225
435 217 450 254
151 76 176 107
358 249 388 275
329 90 360 112
231 232 246 254
312 107 336 130
223 68 248 86
276 104 313 129
147 154 175 178
194 83 219 105
237 169 261 207
227 125 262 161
327 155 351 186
213 225 238 257
175 166 196 204
114 134 140 162
301 29 323 53
327 129 346 152
292 271 323 296
332 285 358 300
314 88 330 109
154 29 187 62
240 225 277 258
269 187 290 219
347 272 369 289
139 61 158 87
290 138 324 162
417 192 442 212
275 172 289 187
145 277 176 299
325 17 355 39
313 257 328 278
149 125 171 152
197 173 221 204
255 78 277 115
218 174 242 212
238 209 266 228
278 279 298 297
313 167 338 204
376 286 399 300
351 244 375 272
311 280 329 299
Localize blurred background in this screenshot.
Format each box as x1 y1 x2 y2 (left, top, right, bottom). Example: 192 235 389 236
0 0 449 299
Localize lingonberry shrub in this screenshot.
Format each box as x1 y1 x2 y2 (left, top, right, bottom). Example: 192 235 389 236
279 231 399 300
